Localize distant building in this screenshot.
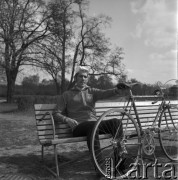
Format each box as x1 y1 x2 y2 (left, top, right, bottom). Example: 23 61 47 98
0 67 7 85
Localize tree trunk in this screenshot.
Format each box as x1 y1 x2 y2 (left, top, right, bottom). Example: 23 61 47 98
54 78 61 95
61 36 66 93
67 44 80 90
6 69 17 103
61 68 65 94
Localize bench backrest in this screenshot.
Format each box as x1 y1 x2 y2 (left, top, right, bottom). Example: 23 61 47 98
95 102 178 130
34 102 177 143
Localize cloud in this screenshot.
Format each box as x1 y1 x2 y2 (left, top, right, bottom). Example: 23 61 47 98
149 49 177 62
126 47 177 83
134 24 143 38
130 0 177 48
148 49 177 80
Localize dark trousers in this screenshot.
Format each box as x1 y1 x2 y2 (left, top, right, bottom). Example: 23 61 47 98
73 118 123 150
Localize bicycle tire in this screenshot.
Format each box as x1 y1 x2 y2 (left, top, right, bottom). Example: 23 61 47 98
90 108 141 179
158 105 178 162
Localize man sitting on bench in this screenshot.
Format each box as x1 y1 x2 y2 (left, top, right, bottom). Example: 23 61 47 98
52 66 133 175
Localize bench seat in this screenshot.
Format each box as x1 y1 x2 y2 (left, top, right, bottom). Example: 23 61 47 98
40 134 111 145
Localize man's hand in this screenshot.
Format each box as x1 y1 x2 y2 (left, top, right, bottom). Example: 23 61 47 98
116 82 130 90
65 117 78 129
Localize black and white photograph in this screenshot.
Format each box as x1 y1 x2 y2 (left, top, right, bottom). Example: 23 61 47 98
0 0 177 179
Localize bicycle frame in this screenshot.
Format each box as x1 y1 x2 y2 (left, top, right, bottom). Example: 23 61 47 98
123 89 168 134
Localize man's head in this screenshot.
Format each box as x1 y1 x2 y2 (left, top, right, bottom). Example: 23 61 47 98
74 66 89 88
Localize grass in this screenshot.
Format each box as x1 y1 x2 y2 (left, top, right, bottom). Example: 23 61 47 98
0 102 18 112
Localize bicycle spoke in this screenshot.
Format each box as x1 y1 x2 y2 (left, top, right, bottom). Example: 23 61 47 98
159 106 178 161
91 108 141 179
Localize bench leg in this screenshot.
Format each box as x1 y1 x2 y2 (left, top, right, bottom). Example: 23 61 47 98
41 145 44 161
54 144 60 178
41 144 60 178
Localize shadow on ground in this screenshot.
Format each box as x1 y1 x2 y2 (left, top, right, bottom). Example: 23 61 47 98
0 147 177 180
0 151 101 180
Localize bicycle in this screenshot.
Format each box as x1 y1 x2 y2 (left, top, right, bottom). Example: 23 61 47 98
90 79 178 179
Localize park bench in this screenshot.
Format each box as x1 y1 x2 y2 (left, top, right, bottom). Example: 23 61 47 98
34 101 164 178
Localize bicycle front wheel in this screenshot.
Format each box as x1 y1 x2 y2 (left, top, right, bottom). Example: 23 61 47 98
90 108 141 179
158 105 178 162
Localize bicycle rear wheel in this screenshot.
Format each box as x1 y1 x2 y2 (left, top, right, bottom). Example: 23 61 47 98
158 105 178 162
90 108 141 179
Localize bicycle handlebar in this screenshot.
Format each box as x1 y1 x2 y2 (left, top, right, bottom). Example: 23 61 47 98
152 79 177 104
124 79 177 91
124 82 142 89
122 79 177 99
157 79 177 90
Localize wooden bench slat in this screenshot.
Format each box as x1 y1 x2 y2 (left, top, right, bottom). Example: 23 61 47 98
95 105 159 110
39 133 73 140
40 136 87 144
38 128 72 135
50 134 112 144
35 115 52 120
35 110 54 113
39 134 112 145
37 124 71 130
34 104 56 109
96 113 158 118
37 123 70 129
36 120 71 129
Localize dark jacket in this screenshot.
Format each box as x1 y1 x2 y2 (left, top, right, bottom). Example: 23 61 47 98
53 85 119 123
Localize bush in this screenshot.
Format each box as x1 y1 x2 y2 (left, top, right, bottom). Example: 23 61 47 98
0 85 7 97
16 95 58 111
16 96 35 111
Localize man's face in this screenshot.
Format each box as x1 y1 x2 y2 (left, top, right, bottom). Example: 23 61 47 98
76 71 88 88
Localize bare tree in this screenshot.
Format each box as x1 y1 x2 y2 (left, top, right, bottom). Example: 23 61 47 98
35 0 83 93
88 46 125 77
0 0 49 102
34 35 63 94
47 0 76 93
36 0 126 93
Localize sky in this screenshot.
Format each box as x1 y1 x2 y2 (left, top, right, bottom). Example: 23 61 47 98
87 0 177 84
17 0 177 85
